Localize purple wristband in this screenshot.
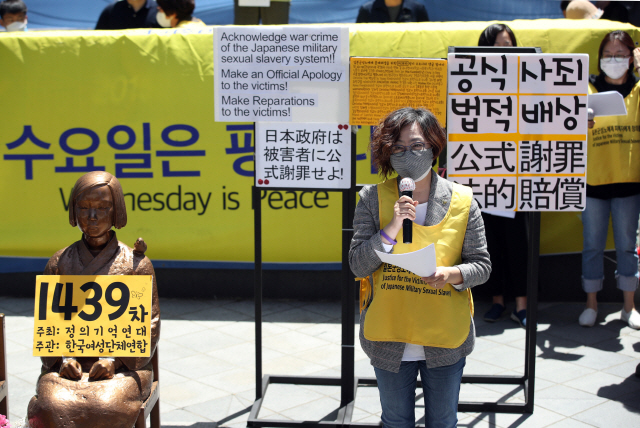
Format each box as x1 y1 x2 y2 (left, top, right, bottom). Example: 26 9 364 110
380 230 397 245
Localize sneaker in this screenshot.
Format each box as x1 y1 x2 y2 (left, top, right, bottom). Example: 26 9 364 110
483 303 506 322
578 308 597 327
621 308 640 329
511 309 526 328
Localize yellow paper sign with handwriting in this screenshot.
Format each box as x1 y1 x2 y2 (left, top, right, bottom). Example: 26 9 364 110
33 275 152 357
350 57 448 127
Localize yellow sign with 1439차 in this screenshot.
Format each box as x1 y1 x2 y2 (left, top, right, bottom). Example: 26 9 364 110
33 275 152 357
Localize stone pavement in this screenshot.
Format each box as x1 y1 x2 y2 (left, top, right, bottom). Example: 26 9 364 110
1 297 640 427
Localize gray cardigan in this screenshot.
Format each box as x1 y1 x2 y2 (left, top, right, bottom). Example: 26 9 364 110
349 172 491 372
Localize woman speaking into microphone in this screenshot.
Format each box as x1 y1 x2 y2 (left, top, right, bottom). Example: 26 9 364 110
349 107 490 428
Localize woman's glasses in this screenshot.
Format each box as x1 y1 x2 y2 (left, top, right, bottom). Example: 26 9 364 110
601 55 631 63
390 142 428 156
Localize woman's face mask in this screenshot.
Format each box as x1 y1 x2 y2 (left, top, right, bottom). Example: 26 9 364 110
6 20 26 32
600 60 629 80
389 123 434 182
390 147 434 182
156 10 173 28
600 40 632 81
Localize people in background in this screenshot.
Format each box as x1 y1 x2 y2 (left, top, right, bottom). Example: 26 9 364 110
356 0 429 23
96 0 161 30
565 0 604 19
234 0 290 25
477 24 529 328
596 1 629 23
478 23 516 47
580 30 640 329
156 0 204 28
0 0 27 32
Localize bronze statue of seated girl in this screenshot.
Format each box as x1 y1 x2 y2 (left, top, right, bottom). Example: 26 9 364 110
28 171 160 428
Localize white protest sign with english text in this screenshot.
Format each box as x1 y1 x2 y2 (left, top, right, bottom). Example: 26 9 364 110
214 26 349 123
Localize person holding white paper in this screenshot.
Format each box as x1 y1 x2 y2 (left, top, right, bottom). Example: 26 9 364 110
579 30 640 329
349 108 490 428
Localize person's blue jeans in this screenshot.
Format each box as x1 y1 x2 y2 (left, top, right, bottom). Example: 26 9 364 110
582 195 640 293
374 358 465 428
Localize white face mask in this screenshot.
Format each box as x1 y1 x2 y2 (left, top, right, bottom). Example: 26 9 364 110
600 60 629 80
6 20 26 32
156 11 172 28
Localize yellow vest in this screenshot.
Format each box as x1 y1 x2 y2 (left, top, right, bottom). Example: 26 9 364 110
362 179 474 349
587 82 640 186
176 18 206 28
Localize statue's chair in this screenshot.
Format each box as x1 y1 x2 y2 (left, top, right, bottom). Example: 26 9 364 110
0 314 8 417
135 348 159 428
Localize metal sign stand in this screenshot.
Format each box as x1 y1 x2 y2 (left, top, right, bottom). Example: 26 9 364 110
248 130 357 428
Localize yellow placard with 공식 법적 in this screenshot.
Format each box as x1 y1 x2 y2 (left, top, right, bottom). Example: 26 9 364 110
33 275 152 357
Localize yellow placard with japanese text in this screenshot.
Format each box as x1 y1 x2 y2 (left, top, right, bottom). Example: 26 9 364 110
350 57 447 127
33 275 152 357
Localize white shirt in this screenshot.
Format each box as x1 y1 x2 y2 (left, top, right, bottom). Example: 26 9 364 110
382 202 428 361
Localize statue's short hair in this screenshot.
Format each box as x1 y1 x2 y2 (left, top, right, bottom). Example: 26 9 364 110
68 171 127 229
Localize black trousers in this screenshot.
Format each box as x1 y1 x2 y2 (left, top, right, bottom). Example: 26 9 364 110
481 212 528 299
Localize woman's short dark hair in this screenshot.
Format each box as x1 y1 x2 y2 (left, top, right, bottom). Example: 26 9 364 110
597 30 635 75
157 0 195 22
478 23 517 47
370 108 446 179
69 171 127 229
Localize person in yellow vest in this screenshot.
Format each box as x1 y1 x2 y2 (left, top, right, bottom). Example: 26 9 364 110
579 30 640 329
349 108 490 427
156 0 205 28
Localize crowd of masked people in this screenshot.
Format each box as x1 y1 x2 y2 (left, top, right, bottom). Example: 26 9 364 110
3 0 640 30
0 0 206 31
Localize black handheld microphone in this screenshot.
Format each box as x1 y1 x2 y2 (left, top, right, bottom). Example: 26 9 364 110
399 178 416 244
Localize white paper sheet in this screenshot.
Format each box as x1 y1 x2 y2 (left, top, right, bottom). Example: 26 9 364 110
374 244 437 278
239 0 270 7
588 91 627 117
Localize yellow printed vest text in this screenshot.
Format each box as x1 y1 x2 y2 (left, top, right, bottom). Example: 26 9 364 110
587 82 640 186
363 179 474 348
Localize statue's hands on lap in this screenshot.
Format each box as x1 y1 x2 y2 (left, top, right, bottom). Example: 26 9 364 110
59 358 82 380
89 359 120 380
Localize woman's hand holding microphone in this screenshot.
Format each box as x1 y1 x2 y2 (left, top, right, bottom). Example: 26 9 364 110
381 195 418 245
